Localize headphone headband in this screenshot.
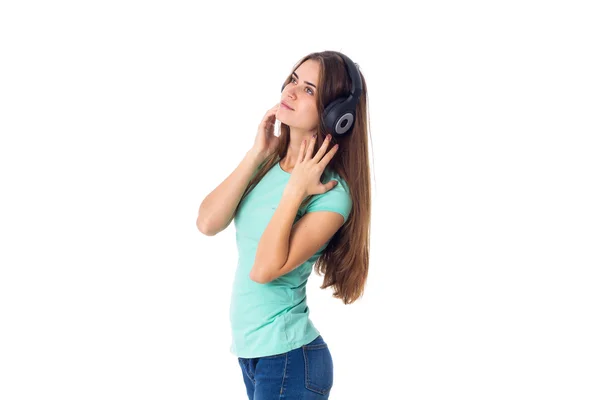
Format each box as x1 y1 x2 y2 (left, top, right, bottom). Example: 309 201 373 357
338 53 363 103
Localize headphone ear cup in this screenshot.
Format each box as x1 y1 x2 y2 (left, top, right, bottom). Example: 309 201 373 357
323 97 344 115
322 98 352 136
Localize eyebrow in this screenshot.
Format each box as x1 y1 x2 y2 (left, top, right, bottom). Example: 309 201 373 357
292 72 317 90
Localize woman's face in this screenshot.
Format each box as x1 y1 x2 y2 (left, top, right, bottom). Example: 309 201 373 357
277 59 320 133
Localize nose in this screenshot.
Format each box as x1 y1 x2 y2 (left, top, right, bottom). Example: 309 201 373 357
285 83 298 98
284 87 294 97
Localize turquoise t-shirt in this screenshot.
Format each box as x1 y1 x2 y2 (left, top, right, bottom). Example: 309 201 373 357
229 159 352 358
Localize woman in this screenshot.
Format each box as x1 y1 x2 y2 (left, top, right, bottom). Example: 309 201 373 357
197 50 371 399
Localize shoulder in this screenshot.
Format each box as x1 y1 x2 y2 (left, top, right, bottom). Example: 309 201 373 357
302 169 352 223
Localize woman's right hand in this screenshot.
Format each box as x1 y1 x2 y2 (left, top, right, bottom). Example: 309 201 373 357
251 103 281 160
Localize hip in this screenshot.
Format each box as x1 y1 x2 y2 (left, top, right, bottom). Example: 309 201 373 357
237 335 334 399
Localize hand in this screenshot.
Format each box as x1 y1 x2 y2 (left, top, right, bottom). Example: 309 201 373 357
285 134 340 199
251 103 281 160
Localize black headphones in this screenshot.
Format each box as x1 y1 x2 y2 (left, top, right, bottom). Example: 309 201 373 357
281 53 363 138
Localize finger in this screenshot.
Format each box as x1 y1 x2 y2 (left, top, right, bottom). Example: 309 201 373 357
296 138 307 163
318 180 338 195
313 134 332 162
304 134 318 162
318 143 339 168
264 111 277 123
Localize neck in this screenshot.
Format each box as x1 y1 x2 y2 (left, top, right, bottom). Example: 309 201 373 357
279 127 317 171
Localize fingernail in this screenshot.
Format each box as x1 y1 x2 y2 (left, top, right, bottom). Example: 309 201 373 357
312 134 316 138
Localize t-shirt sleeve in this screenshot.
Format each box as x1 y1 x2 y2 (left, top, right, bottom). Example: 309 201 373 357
304 179 352 223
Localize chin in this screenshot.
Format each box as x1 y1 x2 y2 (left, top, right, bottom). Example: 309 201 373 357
276 113 292 126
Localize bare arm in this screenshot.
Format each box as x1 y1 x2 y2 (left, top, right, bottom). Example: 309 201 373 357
196 149 266 236
198 103 280 236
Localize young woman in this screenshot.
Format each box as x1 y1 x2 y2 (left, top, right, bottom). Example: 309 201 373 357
197 50 371 399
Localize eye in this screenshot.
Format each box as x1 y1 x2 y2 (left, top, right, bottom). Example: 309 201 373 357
291 77 314 95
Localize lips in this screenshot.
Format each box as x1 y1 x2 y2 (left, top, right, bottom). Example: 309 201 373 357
281 101 294 111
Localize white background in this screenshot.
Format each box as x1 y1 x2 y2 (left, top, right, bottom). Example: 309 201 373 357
1 0 599 399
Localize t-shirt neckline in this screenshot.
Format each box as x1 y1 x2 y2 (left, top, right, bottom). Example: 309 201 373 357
277 160 291 175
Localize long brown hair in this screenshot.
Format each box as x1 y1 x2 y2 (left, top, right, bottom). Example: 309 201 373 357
233 51 372 305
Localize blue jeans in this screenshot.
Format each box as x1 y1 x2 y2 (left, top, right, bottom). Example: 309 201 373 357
237 335 334 399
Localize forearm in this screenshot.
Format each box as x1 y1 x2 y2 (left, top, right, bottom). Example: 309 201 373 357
197 149 266 235
250 188 305 281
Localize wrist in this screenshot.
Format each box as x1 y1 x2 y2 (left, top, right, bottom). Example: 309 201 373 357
283 185 306 201
247 148 267 164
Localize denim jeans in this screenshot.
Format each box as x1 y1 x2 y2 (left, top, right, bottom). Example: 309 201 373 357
237 335 334 399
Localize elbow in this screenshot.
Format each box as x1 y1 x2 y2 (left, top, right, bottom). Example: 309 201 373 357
196 213 233 236
196 216 216 236
249 267 270 284
200 228 216 237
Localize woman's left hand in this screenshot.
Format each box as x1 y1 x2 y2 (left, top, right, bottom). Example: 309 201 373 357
286 133 339 199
